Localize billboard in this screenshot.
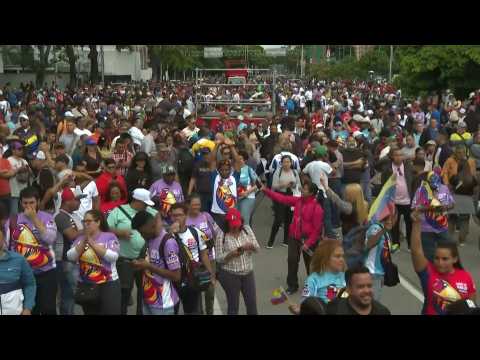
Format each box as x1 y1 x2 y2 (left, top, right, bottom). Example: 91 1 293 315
204 47 223 58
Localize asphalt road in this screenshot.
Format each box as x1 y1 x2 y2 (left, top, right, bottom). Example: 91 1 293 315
213 195 480 315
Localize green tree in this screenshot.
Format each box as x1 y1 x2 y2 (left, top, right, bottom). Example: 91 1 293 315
395 45 480 98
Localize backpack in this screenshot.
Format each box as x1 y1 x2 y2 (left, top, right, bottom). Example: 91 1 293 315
159 226 211 292
177 148 194 175
342 223 371 269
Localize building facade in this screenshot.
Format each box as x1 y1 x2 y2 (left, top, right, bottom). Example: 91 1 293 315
0 45 152 88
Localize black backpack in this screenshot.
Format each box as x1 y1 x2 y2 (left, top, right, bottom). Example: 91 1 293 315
342 223 370 269
159 226 211 292
177 148 194 175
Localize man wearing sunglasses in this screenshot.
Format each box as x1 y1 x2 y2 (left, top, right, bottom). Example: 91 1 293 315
95 158 128 206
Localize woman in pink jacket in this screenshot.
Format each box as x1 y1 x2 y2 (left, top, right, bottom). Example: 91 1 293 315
260 181 324 295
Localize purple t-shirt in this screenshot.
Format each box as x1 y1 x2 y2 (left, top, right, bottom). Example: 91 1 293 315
72 232 120 284
149 179 184 204
411 184 454 233
5 212 57 274
143 230 181 310
186 212 219 261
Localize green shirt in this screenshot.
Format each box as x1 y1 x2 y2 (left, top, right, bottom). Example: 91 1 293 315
107 204 158 259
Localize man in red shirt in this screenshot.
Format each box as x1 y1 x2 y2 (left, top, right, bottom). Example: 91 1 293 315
95 158 128 205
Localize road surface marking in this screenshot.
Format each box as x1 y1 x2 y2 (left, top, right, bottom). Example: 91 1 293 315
214 294 223 315
398 274 424 303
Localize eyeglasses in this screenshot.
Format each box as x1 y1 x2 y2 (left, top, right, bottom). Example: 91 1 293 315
82 219 97 224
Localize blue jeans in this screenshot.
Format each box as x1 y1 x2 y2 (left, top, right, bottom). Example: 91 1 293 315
143 304 175 315
57 261 78 315
361 170 372 203
328 178 342 229
10 197 19 215
322 196 336 238
372 274 384 301
237 197 256 226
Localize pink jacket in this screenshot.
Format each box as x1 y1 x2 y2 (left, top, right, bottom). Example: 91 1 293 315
264 188 324 249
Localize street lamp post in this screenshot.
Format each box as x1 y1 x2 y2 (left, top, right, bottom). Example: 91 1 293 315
300 45 305 78
101 45 105 85
389 45 393 82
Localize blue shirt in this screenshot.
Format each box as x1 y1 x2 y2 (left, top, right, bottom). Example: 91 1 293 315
0 250 36 311
364 223 389 276
302 271 346 304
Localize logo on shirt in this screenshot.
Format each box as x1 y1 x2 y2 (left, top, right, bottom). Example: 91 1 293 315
432 279 462 313
187 237 196 249
166 250 179 266
216 178 236 212
326 285 339 301
79 245 111 284
143 271 162 305
11 223 53 270
455 282 469 294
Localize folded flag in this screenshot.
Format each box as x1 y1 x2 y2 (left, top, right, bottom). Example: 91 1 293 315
271 287 288 305
368 174 396 222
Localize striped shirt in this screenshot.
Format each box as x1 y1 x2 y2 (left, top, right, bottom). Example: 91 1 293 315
215 225 259 275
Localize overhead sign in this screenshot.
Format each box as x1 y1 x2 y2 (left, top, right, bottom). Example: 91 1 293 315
265 48 287 57
204 47 223 58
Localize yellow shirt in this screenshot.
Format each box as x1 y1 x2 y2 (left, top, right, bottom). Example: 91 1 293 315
450 132 472 142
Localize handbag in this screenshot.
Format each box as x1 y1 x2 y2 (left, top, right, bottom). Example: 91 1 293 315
383 261 400 287
116 206 137 289
381 228 400 287
74 281 100 305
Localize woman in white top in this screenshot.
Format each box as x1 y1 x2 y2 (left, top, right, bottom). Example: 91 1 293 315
267 155 301 249
7 141 31 215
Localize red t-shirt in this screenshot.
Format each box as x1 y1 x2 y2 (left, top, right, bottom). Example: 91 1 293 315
311 113 324 129
418 262 476 315
0 158 12 196
100 199 127 217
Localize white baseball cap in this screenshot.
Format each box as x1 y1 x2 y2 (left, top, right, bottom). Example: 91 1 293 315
64 111 75 118
19 114 29 121
183 109 192 119
35 150 46 160
353 131 363 138
132 188 155 206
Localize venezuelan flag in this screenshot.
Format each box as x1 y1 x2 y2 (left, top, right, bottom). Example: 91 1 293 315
368 174 396 222
271 288 288 305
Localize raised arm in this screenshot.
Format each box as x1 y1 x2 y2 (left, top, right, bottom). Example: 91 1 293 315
325 187 353 215
262 186 298 207
410 210 428 273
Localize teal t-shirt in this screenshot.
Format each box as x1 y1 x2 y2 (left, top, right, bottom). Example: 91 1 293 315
301 271 346 304
107 204 158 259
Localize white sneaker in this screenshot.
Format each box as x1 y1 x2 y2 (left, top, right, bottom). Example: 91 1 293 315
266 245 273 249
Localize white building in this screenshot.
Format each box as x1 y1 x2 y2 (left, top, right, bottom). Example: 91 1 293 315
0 45 152 88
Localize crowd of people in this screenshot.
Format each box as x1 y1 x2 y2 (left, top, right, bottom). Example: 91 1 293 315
0 77 479 316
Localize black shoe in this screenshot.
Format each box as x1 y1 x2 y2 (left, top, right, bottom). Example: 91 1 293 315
286 287 298 295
